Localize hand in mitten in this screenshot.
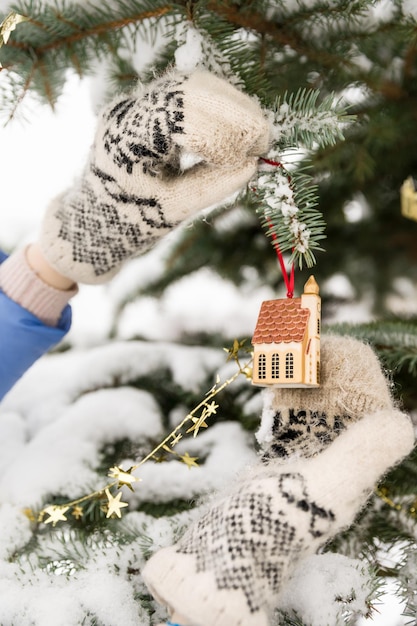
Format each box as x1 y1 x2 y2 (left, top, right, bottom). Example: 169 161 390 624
142 408 414 626
40 70 270 284
257 334 398 460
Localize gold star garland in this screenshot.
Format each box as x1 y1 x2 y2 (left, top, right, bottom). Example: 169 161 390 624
27 342 252 527
375 486 417 520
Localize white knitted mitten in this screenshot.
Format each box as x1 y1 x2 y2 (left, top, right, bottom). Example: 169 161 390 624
258 334 397 460
40 70 269 284
143 410 414 626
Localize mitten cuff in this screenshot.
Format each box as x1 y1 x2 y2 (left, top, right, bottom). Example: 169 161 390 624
0 247 78 326
142 546 269 626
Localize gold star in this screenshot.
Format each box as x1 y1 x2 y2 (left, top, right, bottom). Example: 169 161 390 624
186 414 209 437
108 466 140 492
170 432 183 446
180 452 199 469
44 505 70 526
0 12 28 46
151 455 166 463
72 505 83 520
204 401 218 417
242 365 253 379
186 401 218 437
224 339 246 362
22 508 36 522
105 489 129 518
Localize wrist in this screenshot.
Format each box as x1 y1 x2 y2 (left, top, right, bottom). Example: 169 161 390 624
0 246 78 326
26 243 76 291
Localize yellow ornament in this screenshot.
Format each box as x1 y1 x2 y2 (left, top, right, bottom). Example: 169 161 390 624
204 401 219 417
105 489 129 518
186 415 209 437
22 508 36 523
186 401 218 437
180 452 199 469
225 338 246 362
0 11 29 69
108 466 140 492
0 12 28 47
44 505 70 526
71 506 84 520
401 176 417 222
242 365 253 379
170 432 183 446
252 276 321 388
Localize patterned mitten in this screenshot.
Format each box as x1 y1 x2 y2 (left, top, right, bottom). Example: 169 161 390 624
142 408 414 626
40 70 269 284
257 334 397 460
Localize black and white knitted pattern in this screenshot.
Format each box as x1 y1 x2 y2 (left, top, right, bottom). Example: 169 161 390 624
101 74 187 177
175 471 335 615
264 408 353 460
257 335 401 463
55 75 189 277
56 166 173 277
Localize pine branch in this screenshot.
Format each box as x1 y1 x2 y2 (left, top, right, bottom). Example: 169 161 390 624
255 164 326 269
272 88 355 149
204 0 363 74
0 0 175 114
2 0 174 50
253 88 353 269
20 6 173 53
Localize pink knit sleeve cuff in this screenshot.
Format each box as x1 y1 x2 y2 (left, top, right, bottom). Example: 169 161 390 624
0 247 78 327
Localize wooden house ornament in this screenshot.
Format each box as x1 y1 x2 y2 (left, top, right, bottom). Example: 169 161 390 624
401 176 417 222
251 275 321 388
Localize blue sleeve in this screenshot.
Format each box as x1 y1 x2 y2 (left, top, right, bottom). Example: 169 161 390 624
0 253 72 401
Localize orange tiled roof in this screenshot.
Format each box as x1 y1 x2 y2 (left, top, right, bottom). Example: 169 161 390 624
252 297 310 344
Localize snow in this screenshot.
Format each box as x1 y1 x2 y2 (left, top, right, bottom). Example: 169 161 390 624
403 0 417 19
115 265 275 342
0 511 161 626
174 23 243 87
175 26 205 73
278 553 375 625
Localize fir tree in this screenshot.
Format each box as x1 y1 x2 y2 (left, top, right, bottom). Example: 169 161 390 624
1 1 417 625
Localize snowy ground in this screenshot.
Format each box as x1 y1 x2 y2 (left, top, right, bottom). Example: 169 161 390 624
0 73 411 625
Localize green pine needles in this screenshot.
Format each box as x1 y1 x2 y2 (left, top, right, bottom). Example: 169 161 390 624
273 88 353 150
254 89 354 269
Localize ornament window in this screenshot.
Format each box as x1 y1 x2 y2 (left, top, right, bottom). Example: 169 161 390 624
317 319 320 335
285 353 294 379
271 353 280 379
258 354 267 379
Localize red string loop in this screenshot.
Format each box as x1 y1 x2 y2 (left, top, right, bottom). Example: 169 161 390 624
260 157 295 298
